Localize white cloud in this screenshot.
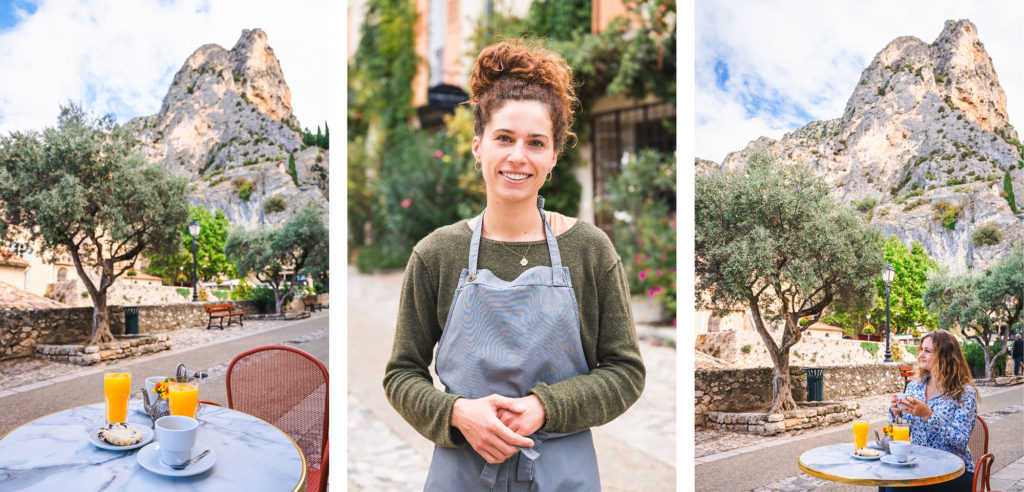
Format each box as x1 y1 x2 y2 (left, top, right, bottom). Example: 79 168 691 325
0 0 328 134
696 0 1024 162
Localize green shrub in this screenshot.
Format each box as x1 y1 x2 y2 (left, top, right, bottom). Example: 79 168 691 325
942 205 961 230
741 344 752 354
972 223 1002 246
263 194 287 214
906 345 918 356
248 286 285 314
854 196 877 212
230 280 253 301
963 342 1008 376
232 177 253 201
861 342 880 355
175 287 190 298
212 290 229 300
288 152 299 186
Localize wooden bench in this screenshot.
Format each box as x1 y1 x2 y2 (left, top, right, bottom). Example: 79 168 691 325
899 365 915 391
205 303 245 330
302 296 322 312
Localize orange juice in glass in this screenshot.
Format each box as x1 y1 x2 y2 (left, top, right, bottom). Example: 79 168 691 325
853 420 869 449
169 379 199 418
103 368 131 423
892 424 910 441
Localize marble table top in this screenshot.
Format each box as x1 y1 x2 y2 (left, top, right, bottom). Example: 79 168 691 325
0 401 306 491
799 442 964 487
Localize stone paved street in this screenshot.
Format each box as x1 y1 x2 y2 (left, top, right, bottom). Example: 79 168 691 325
347 266 676 491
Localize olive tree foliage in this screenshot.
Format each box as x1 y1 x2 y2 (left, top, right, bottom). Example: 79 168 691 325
924 248 1023 380
0 105 189 345
224 206 328 314
696 152 885 413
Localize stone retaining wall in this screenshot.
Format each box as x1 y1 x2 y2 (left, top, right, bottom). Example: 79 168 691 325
0 300 258 361
695 363 904 426
36 334 171 365
704 401 862 435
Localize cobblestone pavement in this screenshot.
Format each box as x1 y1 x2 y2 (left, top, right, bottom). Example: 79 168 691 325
695 385 1013 459
0 310 329 393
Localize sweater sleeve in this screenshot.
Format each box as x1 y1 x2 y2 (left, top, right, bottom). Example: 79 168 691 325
529 260 646 433
382 251 465 448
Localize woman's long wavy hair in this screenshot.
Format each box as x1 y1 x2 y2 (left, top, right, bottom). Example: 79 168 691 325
918 330 978 402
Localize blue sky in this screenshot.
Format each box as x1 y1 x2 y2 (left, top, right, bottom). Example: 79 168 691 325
695 1 1024 163
0 0 328 134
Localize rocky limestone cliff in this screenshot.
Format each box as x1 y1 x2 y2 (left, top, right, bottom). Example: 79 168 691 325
127 29 328 228
717 20 1023 271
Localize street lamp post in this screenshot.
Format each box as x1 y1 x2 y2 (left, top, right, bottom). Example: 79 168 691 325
189 219 201 302
882 264 896 362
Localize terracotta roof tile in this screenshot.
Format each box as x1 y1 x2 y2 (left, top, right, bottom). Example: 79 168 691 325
0 249 29 267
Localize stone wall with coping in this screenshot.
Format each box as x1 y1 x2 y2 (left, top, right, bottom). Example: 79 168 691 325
695 363 905 426
704 401 862 435
0 300 258 361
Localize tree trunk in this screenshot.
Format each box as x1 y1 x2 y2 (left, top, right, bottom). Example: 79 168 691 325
88 291 115 345
768 344 798 413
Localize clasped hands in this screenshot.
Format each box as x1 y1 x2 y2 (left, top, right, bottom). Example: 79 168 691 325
451 394 545 464
890 394 932 420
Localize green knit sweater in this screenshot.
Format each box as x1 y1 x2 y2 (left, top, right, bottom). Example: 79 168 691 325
383 218 646 447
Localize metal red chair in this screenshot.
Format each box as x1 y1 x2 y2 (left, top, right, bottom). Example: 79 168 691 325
226 346 329 492
973 453 999 492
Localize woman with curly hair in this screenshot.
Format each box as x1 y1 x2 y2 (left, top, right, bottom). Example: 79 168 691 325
888 330 979 491
383 41 645 491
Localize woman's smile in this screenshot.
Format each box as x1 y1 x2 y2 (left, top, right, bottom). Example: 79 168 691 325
473 100 557 206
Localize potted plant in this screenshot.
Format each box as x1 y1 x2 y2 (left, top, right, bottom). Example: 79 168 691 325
126 268 137 278
861 322 876 341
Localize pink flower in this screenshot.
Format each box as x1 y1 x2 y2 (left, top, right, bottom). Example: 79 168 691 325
669 267 675 274
669 219 675 229
434 150 444 159
401 198 412 208
637 238 644 248
656 270 662 277
670 317 676 326
639 268 649 281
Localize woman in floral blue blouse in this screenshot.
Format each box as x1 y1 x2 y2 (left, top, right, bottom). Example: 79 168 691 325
887 330 979 491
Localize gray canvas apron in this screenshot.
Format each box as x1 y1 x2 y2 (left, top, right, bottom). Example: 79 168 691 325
424 197 600 491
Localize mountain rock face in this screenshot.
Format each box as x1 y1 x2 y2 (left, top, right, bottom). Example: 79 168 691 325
127 29 328 228
716 20 1023 272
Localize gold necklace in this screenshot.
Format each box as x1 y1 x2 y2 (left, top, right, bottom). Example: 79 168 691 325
498 242 532 266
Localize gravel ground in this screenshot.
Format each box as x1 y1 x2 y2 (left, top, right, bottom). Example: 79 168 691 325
0 312 327 392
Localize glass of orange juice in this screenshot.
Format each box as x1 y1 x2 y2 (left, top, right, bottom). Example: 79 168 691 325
103 367 131 423
853 420 869 450
168 378 199 418
892 424 910 441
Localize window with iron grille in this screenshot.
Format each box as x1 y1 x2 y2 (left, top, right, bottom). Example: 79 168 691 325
590 102 675 234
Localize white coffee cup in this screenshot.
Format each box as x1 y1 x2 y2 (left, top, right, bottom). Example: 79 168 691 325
155 415 197 466
145 376 166 395
889 440 911 463
894 392 911 411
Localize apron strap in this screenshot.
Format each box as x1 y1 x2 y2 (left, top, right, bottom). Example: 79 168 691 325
469 196 565 280
468 210 485 274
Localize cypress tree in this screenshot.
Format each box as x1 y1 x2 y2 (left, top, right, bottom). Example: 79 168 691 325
288 152 299 186
1004 170 1018 214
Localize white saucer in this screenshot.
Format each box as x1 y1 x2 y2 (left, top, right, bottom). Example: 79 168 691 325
880 455 916 467
136 443 216 477
88 425 154 451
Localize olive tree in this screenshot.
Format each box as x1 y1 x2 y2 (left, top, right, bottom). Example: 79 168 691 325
0 105 189 344
924 249 1023 380
225 206 328 314
696 152 885 413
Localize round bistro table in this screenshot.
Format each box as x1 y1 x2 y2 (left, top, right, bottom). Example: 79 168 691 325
0 401 306 491
799 442 964 491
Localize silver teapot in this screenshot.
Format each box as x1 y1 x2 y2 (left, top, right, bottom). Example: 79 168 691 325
140 364 208 424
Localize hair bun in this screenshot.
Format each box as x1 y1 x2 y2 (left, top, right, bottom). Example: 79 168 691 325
469 42 573 104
